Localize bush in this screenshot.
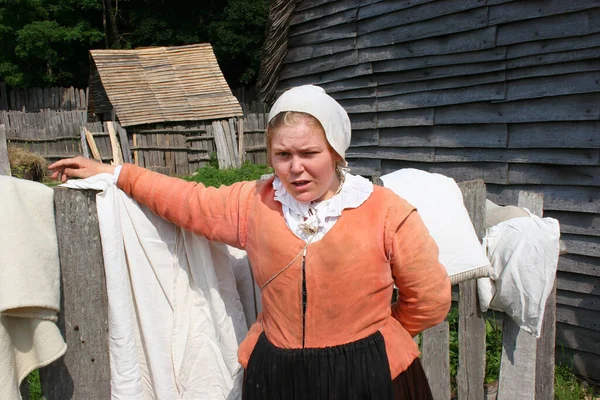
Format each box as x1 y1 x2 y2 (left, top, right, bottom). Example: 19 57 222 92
183 160 272 187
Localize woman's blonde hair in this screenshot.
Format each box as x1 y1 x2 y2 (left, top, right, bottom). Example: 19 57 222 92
266 112 345 175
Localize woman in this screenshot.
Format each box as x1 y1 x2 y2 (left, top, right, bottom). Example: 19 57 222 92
50 85 451 399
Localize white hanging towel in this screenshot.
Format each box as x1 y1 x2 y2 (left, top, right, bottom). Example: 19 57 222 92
478 212 560 338
381 168 492 284
0 176 67 400
62 174 251 400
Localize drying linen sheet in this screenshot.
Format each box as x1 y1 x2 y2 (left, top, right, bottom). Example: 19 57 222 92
0 176 67 400
478 211 560 338
381 169 492 284
62 174 253 400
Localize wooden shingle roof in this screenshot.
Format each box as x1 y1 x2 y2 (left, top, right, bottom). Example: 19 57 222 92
89 44 243 127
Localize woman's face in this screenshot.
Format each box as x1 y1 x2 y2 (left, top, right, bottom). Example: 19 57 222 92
270 117 341 203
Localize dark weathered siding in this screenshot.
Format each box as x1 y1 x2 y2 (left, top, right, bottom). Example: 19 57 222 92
275 0 600 382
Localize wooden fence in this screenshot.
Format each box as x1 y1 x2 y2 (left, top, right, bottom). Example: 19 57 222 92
2 109 269 175
12 180 557 399
0 83 87 111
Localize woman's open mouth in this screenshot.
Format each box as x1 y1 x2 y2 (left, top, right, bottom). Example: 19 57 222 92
292 180 311 189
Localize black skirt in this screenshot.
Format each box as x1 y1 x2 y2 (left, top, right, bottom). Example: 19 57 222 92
243 331 433 400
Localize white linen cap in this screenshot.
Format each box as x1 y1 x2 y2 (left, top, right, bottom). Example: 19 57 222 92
268 85 351 160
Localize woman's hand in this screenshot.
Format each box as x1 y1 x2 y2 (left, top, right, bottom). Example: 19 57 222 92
48 156 117 182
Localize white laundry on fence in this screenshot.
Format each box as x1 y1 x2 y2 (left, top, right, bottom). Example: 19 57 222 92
63 174 256 400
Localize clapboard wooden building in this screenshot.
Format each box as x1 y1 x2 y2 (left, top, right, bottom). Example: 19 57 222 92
88 44 244 175
257 0 600 384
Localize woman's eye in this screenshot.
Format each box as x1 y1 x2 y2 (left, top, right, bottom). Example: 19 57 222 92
276 152 290 157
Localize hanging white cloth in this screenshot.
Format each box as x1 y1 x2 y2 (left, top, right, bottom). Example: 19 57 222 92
478 211 560 338
0 176 67 400
381 168 492 284
62 174 251 400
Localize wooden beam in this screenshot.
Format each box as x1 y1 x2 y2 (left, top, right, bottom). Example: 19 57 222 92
85 127 102 162
115 123 132 164
0 124 10 176
456 180 487 400
497 192 544 400
39 189 110 399
106 122 124 165
238 118 245 165
421 321 451 399
80 127 90 159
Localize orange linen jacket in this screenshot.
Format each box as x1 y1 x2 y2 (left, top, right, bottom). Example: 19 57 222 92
117 163 451 379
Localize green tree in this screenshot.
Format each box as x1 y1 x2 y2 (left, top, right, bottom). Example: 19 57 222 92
0 0 104 87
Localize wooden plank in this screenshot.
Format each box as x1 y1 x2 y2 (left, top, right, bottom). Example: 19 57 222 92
115 123 132 164
508 164 600 186
284 37 357 64
279 63 373 91
279 50 359 80
290 9 358 37
436 149 598 166
498 192 544 400
377 109 433 127
507 31 600 59
375 61 507 84
0 82 7 110
486 184 600 214
357 0 483 34
544 211 600 237
456 179 486 400
337 96 377 113
560 234 600 258
503 71 600 102
346 158 380 176
356 0 436 20
287 24 357 47
557 269 600 294
84 128 102 162
358 27 497 63
349 129 379 147
497 9 600 46
80 127 90 158
212 121 231 169
421 321 451 400
132 133 139 166
556 322 600 356
40 189 110 399
489 0 599 26
372 47 507 74
508 121 600 148
507 49 600 74
346 146 435 162
106 121 124 165
381 161 508 184
378 124 507 148
357 7 488 48
535 276 557 400
434 93 600 124
556 304 600 332
377 71 506 97
294 0 359 14
0 124 10 176
378 82 505 111
237 118 245 164
228 119 240 167
556 290 600 313
350 113 378 130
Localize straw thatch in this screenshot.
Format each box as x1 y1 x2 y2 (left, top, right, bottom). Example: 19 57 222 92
256 0 298 103
89 44 243 127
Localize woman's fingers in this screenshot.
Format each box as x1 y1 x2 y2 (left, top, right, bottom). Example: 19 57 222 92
48 156 116 181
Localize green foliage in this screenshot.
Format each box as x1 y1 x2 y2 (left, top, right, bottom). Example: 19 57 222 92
183 160 271 188
0 0 271 89
27 370 42 400
0 0 104 87
555 362 598 400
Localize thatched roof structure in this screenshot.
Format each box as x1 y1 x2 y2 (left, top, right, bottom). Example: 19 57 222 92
89 44 242 127
256 0 298 103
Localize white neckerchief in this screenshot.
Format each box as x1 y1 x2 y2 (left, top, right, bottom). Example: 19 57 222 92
273 173 374 242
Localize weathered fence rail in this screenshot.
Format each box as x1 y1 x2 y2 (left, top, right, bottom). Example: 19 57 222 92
21 180 557 399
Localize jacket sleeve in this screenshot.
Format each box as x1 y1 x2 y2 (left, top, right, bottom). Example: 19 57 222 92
389 210 451 337
116 163 254 248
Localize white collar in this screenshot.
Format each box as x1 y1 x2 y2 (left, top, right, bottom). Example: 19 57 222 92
272 172 374 219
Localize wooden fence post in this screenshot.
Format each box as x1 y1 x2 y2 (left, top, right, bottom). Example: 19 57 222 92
0 124 10 176
39 188 110 400
497 192 549 400
0 82 7 110
456 180 487 400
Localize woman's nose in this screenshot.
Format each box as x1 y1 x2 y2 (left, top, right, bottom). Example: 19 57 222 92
290 156 304 174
